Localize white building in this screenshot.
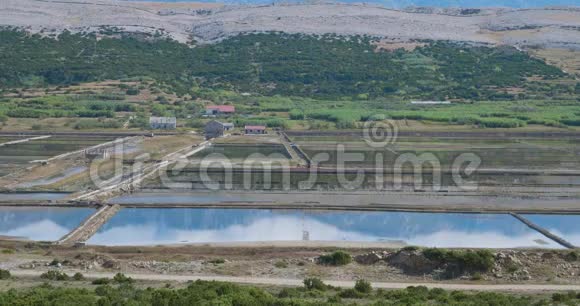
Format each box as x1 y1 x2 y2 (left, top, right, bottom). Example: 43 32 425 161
149 117 177 129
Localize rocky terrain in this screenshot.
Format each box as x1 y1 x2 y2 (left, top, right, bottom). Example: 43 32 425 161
1 241 579 285
0 0 579 48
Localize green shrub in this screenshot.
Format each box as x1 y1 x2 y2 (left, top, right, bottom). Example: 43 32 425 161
74 119 122 130
401 246 420 252
471 272 483 281
566 251 579 262
289 109 304 120
552 291 579 303
113 273 133 284
422 248 495 272
318 251 352 266
274 261 288 268
207 258 225 265
1 249 14 254
0 269 10 280
186 119 204 128
73 272 85 281
278 287 301 298
91 278 111 285
303 277 327 291
506 263 519 273
339 288 364 299
40 270 69 281
126 88 140 95
423 248 449 262
354 279 372 293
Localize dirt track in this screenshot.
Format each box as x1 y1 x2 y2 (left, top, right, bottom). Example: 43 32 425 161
10 270 580 292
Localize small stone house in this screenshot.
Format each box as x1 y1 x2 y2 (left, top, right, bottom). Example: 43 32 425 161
149 116 177 129
205 105 235 116
244 125 267 135
205 120 234 139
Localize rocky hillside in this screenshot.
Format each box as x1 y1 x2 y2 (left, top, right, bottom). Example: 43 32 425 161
1 0 579 48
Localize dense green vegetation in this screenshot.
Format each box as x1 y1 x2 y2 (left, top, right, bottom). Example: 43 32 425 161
0 95 134 119
1 29 578 129
0 278 578 305
0 29 574 101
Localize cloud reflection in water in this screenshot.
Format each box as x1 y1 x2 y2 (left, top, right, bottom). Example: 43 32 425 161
0 220 71 241
88 214 560 248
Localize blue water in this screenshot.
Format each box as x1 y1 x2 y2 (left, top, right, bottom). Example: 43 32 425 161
522 215 580 247
88 208 561 248
0 207 94 241
129 0 579 8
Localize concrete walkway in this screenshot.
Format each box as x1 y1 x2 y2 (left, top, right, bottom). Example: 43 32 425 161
56 204 121 245
0 135 50 147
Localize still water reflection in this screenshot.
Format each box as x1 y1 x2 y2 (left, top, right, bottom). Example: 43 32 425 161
522 214 580 246
88 209 560 248
0 207 94 241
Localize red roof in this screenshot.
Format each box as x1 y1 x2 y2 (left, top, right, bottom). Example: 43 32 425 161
245 125 266 130
206 105 235 113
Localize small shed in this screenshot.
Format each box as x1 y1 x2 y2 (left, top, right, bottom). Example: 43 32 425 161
205 105 235 116
205 120 234 139
244 125 267 135
149 117 177 129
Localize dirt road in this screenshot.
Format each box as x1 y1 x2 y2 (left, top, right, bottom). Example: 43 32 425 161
10 270 580 292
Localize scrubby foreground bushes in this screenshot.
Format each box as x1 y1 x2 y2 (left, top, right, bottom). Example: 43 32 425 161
422 248 495 272
318 251 352 266
0 279 576 305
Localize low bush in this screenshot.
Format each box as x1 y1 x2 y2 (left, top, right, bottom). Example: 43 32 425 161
207 259 225 265
303 277 327 291
277 287 301 298
401 246 420 252
289 109 305 120
73 273 85 281
354 279 372 293
339 288 364 299
318 251 352 266
91 278 111 285
40 270 69 281
0 269 10 280
471 272 483 281
422 248 495 272
125 88 140 95
566 251 579 262
113 273 134 284
274 261 288 268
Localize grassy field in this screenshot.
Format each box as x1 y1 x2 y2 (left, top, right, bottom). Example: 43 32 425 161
2 87 580 132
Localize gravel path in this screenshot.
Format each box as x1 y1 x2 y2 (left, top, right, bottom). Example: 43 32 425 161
11 269 580 292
